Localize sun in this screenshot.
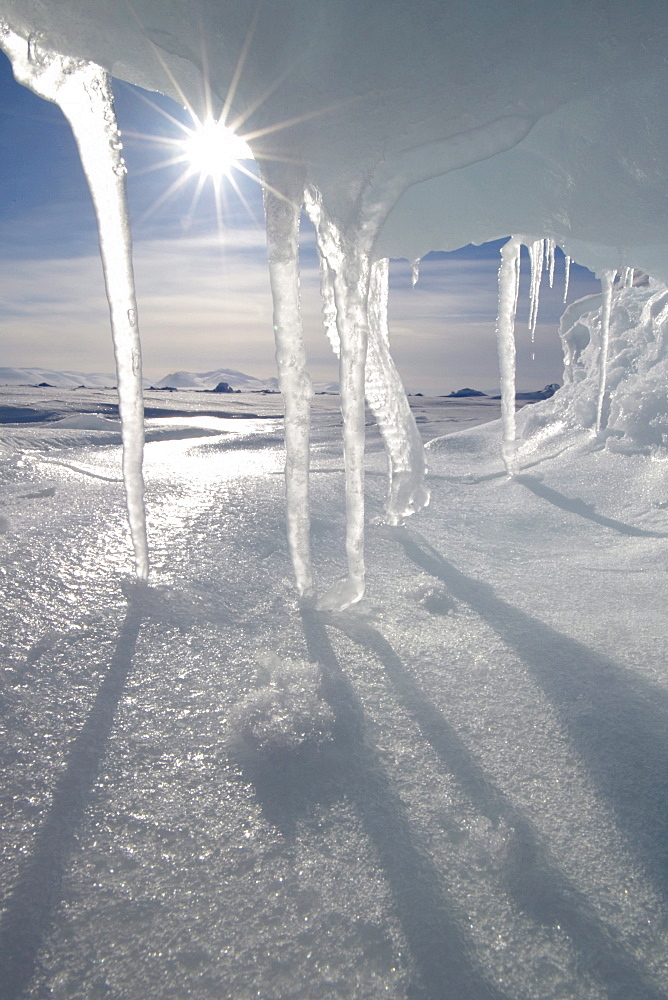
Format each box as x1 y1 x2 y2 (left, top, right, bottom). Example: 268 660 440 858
181 117 253 180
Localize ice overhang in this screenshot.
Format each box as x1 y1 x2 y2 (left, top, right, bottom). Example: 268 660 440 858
2 0 668 272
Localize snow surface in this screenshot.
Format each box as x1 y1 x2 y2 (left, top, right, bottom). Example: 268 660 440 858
0 389 666 1000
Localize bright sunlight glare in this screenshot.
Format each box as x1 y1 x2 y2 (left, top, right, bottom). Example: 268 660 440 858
182 118 253 179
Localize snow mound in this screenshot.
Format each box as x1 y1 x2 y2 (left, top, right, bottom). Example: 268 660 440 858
53 413 121 430
517 280 668 461
229 654 334 756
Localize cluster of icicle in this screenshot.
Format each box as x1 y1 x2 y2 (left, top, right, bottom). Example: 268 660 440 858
0 25 432 609
265 183 430 610
1 25 635 609
495 236 631 474
261 113 535 607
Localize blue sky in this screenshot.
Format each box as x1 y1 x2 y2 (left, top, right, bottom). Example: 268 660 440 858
0 51 601 393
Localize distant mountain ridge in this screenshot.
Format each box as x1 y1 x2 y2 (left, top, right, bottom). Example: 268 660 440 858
156 368 279 392
0 367 135 389
0 366 339 394
0 368 556 398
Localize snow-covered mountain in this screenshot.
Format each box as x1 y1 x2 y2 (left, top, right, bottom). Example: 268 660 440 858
0 367 145 389
0 367 341 394
0 366 276 392
155 368 279 392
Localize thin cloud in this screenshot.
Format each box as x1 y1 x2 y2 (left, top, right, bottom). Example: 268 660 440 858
0 223 599 392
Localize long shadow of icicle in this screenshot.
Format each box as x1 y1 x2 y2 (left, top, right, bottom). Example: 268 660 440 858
392 526 668 907
327 613 666 1000
300 606 510 1000
0 605 142 1000
516 474 668 537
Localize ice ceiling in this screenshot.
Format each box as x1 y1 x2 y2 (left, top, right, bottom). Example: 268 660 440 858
1 0 668 607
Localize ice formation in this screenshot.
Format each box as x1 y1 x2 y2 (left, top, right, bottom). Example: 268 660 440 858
564 255 572 303
546 238 556 289
596 270 616 434
304 187 429 608
264 178 314 599
495 237 521 475
495 237 579 474
2 1 668 603
0 26 149 581
515 277 668 459
527 239 545 343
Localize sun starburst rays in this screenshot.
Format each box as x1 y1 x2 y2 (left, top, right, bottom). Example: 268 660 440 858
118 6 364 231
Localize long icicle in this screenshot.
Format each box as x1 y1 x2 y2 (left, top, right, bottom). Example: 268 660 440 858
545 237 556 288
317 246 341 357
496 237 522 475
366 259 429 524
564 254 571 303
305 191 369 609
264 179 314 598
309 192 428 532
1 28 149 579
325 242 368 609
595 270 616 434
528 238 544 344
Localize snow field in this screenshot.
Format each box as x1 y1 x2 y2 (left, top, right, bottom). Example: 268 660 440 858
1 398 666 999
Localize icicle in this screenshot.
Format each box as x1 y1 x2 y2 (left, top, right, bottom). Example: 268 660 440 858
623 266 634 288
323 246 368 610
410 258 421 287
563 255 571 303
317 249 340 358
304 191 367 610
496 237 522 475
305 189 429 608
595 270 616 434
513 246 521 318
545 238 556 288
528 238 544 342
264 181 314 598
366 259 429 524
1 27 149 579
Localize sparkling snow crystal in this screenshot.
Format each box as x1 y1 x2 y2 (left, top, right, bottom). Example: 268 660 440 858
230 654 334 755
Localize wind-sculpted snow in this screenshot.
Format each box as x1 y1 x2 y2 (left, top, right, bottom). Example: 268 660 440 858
516 278 668 460
229 654 335 756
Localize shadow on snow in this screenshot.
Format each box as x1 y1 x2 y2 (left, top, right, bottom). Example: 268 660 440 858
327 609 666 1000
0 607 142 1000
392 526 668 909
